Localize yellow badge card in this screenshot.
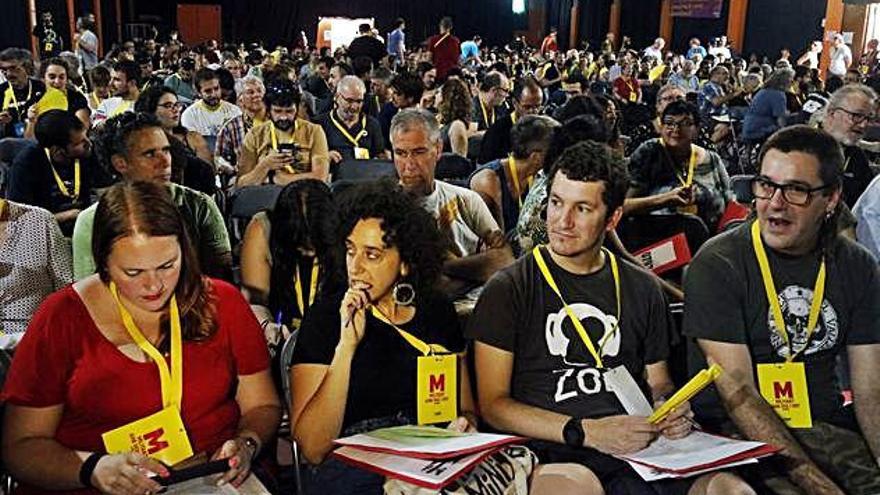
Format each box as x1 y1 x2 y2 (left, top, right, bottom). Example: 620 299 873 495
757 362 812 429
354 146 370 160
102 406 194 466
416 354 457 425
629 92 638 102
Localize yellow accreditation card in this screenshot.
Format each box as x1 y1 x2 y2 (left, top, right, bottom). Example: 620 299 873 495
354 146 370 160
416 353 458 425
629 91 638 102
756 362 812 429
102 406 194 466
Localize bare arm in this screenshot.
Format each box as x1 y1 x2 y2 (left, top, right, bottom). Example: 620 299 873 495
3 404 85 489
188 131 215 166
231 370 283 452
448 120 469 157
442 230 514 283
468 170 504 230
698 339 844 494
849 344 880 462
623 186 693 216
239 217 271 305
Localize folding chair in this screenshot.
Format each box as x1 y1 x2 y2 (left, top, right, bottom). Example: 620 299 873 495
334 159 397 183
436 153 475 188
278 331 304 494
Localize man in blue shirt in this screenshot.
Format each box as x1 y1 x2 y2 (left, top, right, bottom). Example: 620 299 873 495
686 38 707 60
387 18 406 67
461 36 483 67
854 174 880 261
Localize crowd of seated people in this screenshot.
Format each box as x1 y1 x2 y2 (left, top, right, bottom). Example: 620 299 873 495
1 12 880 495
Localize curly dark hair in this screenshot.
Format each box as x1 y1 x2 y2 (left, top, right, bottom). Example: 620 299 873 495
265 180 342 323
93 112 164 179
438 78 472 126
390 72 425 105
336 179 444 299
135 85 177 114
546 140 629 218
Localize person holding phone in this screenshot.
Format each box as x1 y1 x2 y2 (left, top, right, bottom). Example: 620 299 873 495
237 78 329 186
2 181 281 494
624 101 733 232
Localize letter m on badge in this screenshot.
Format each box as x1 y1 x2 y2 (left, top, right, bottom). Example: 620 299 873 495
774 381 793 400
429 374 445 393
142 428 169 455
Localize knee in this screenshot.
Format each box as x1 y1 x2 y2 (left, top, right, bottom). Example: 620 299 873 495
704 472 756 495
530 463 604 495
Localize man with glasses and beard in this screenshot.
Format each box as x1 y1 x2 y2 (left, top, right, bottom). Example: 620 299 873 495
478 75 544 163
0 48 47 138
315 76 385 172
237 78 329 186
820 84 877 208
684 125 880 495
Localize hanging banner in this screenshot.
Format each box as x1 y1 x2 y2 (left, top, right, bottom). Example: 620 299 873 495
671 0 724 18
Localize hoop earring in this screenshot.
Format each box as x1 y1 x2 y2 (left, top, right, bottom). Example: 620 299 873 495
392 282 415 306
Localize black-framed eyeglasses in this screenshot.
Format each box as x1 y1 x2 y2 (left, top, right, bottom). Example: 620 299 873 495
661 118 695 130
157 102 182 110
832 107 873 126
751 175 834 206
338 94 364 105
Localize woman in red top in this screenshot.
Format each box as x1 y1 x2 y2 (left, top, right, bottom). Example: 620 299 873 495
2 181 281 494
612 63 641 104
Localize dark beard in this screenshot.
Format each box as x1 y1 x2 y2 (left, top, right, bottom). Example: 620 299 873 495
273 119 294 131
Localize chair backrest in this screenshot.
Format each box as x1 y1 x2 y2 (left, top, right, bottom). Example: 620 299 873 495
436 153 475 183
466 134 483 162
0 138 33 164
334 159 397 183
229 184 283 220
279 330 301 409
729 174 754 204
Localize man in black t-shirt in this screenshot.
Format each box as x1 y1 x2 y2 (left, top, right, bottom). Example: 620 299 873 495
478 75 543 164
346 24 386 67
468 141 753 494
0 48 47 138
7 110 95 235
684 126 880 495
314 75 385 171
33 12 63 58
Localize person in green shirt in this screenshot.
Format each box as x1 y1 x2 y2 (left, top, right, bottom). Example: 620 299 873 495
72 112 232 281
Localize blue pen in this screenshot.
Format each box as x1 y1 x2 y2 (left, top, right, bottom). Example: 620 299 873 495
276 310 283 325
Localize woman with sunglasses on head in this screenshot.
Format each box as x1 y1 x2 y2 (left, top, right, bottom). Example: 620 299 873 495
290 180 476 494
625 100 734 232
2 181 281 494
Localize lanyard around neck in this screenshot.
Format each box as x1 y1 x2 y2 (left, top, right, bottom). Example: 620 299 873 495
507 155 534 209
660 138 696 187
750 221 826 362
532 246 621 369
370 306 449 356
43 148 80 200
433 32 450 48
110 282 184 409
269 120 296 151
3 81 32 116
330 111 367 147
479 97 495 127
295 258 320 317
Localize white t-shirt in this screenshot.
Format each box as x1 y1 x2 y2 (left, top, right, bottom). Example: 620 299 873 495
93 97 134 124
420 180 500 258
180 100 242 138
644 46 663 61
829 44 852 77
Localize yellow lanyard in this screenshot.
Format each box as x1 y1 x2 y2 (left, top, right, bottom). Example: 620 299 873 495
433 32 451 48
109 282 184 409
3 81 32 114
294 259 320 317
507 155 534 209
110 99 133 117
510 111 517 125
269 120 296 151
660 139 696 187
88 91 103 109
374 95 380 113
370 306 449 356
750 221 826 362
43 148 80 200
532 246 621 369
479 98 495 128
330 111 368 147
0 198 6 219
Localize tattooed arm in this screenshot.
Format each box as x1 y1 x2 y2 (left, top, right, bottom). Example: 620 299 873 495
698 340 844 495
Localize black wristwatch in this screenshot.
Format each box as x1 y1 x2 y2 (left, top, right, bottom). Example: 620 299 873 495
562 417 585 447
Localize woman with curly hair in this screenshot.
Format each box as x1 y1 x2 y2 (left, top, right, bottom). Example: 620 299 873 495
437 77 476 157
2 181 281 493
290 179 477 494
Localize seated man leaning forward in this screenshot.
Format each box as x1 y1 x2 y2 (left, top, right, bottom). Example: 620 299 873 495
684 125 880 495
468 140 754 495
390 108 514 301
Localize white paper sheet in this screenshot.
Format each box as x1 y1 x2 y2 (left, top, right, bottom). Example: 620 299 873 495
334 446 491 489
334 431 520 459
627 458 758 481
162 474 270 494
616 431 768 472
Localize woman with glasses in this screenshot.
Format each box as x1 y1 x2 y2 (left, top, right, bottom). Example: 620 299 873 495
135 86 213 165
625 100 734 232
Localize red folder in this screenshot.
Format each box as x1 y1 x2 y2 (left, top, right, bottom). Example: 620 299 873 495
633 233 692 275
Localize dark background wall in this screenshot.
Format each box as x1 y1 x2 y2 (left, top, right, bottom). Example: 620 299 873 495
0 0 836 62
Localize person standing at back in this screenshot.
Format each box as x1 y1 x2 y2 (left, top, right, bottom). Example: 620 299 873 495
427 17 461 82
